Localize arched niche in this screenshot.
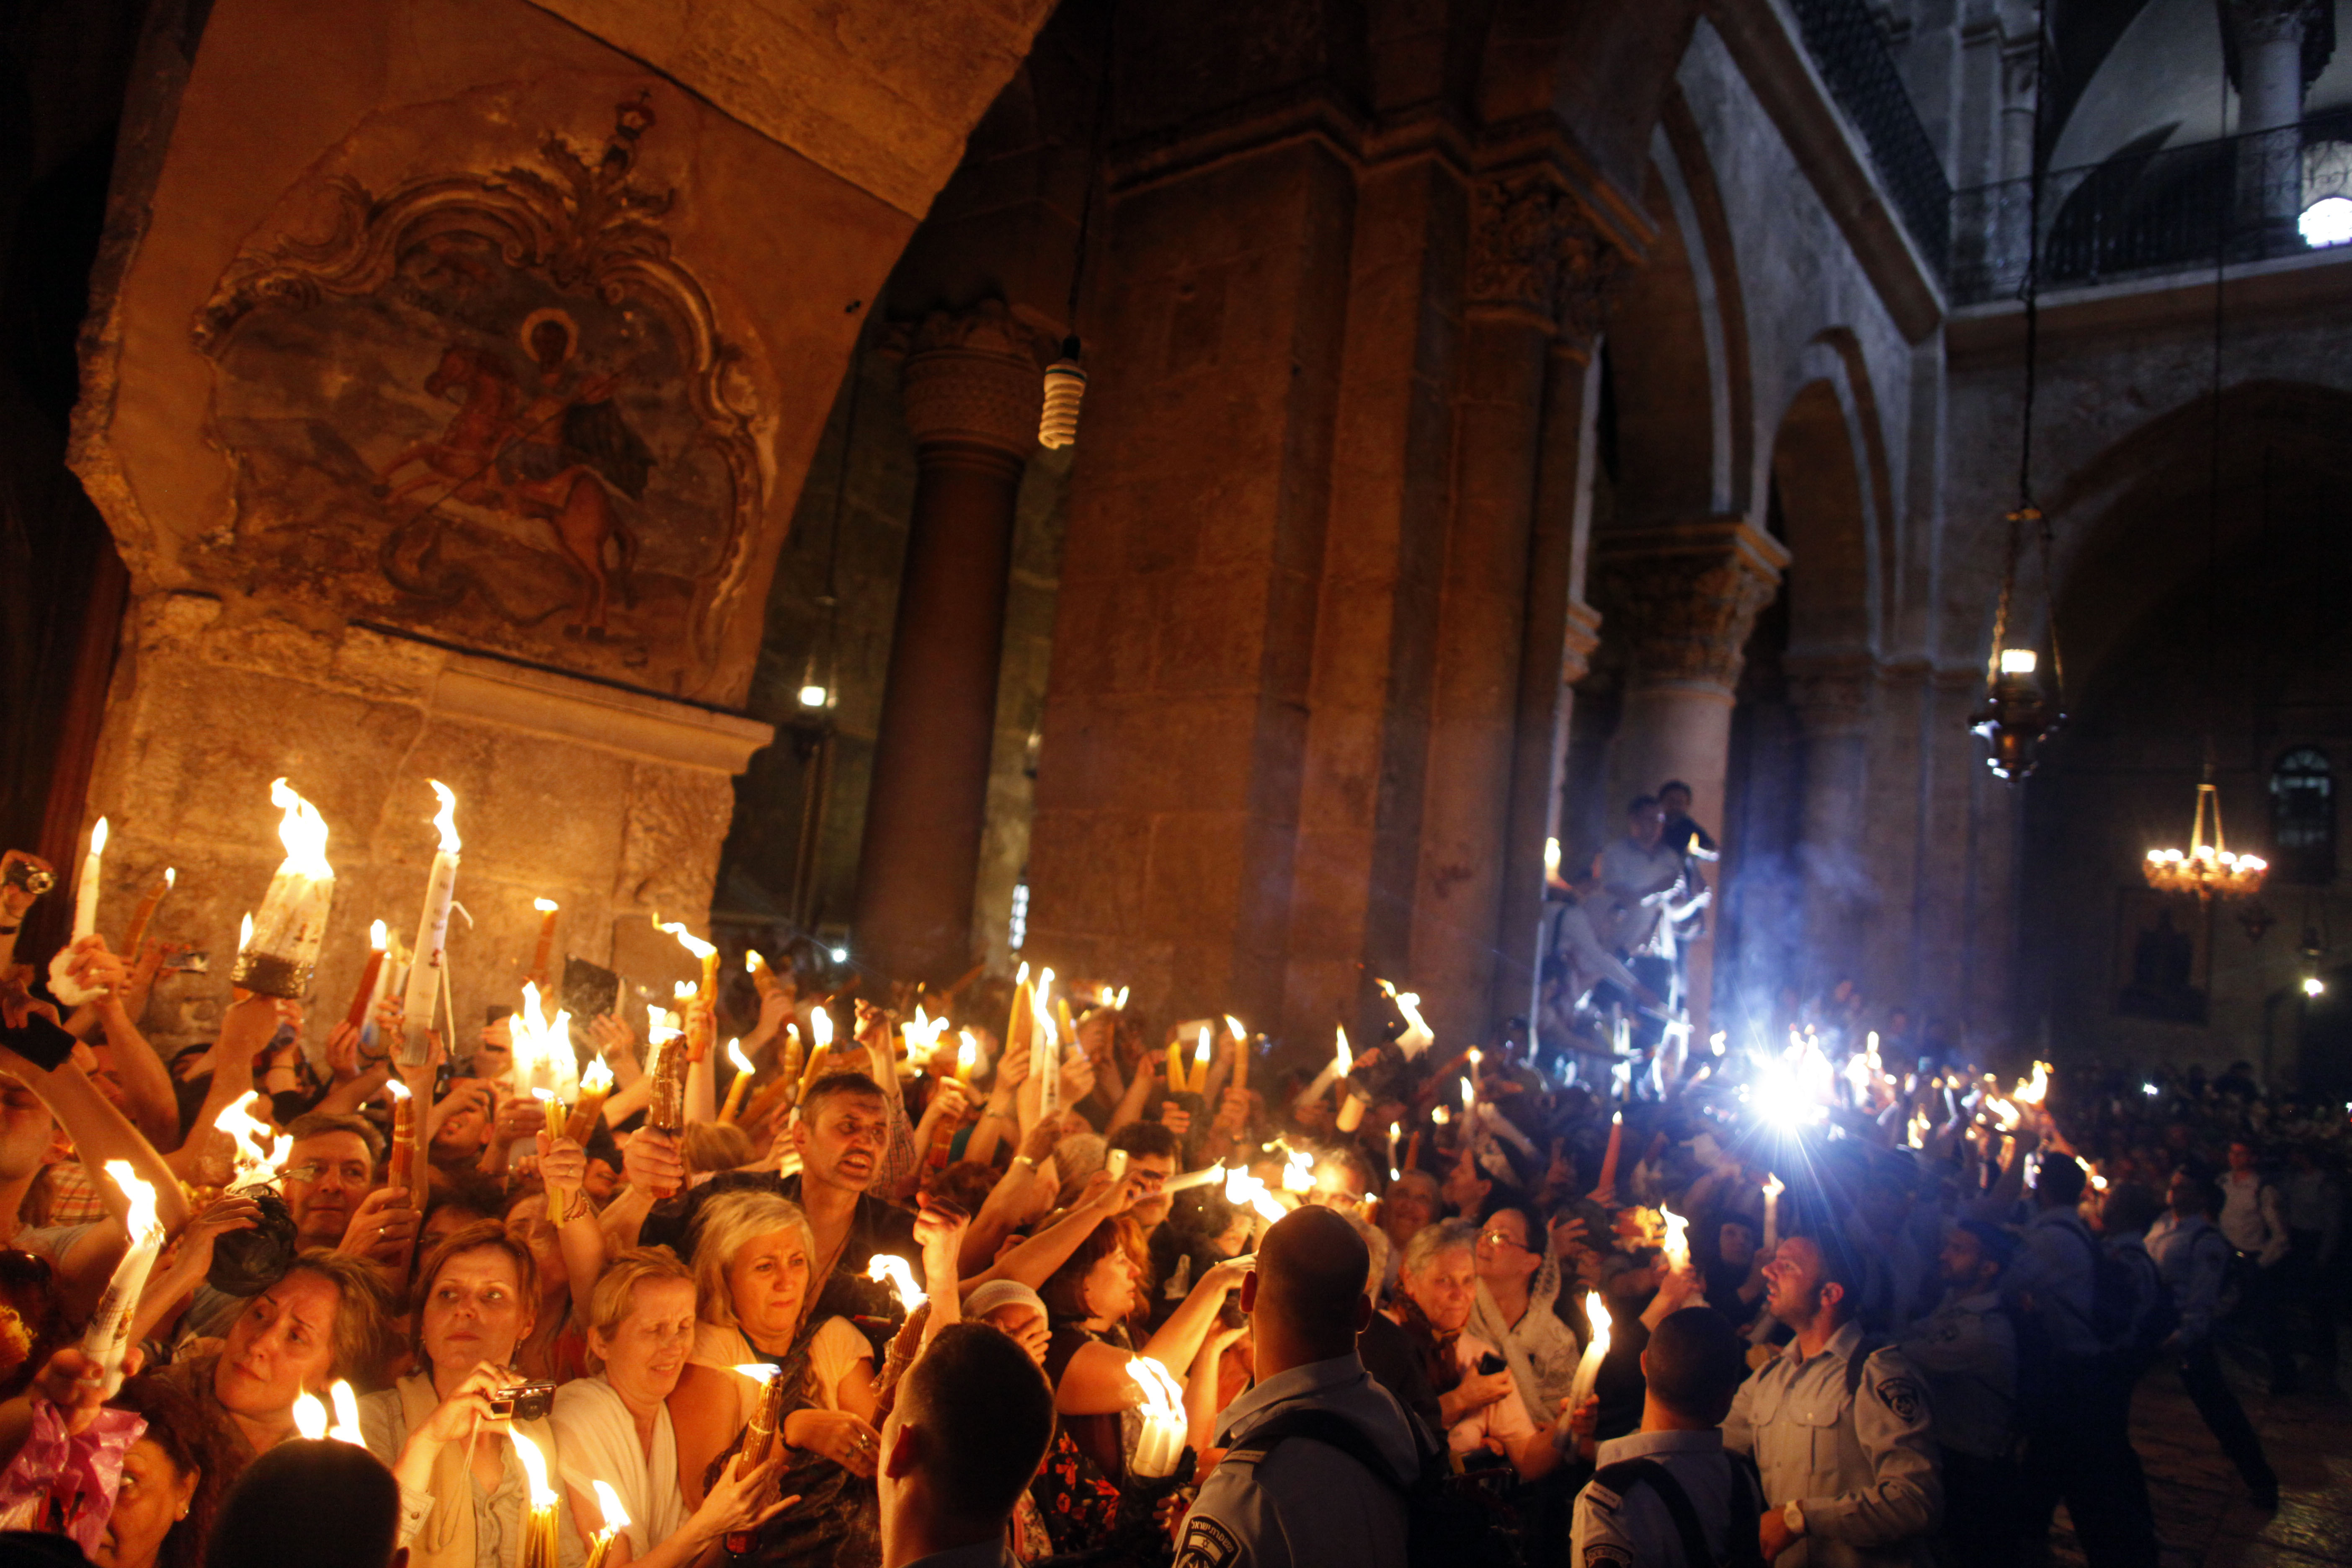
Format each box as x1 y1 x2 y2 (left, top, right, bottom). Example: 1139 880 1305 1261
1767 359 1883 659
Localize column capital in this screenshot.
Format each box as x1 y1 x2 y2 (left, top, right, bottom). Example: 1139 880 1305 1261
2222 0 2318 45
1562 598 1603 685
1590 518 1789 695
1784 652 1881 740
1466 172 1621 343
888 299 1055 462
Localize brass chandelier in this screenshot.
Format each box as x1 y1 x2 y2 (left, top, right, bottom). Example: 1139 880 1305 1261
2143 780 2266 899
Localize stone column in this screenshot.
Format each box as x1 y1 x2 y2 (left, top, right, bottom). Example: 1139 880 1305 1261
1493 231 1615 1037
1413 175 1617 1044
851 301 1046 985
1592 518 1789 1044
1786 652 1879 991
2225 0 2314 236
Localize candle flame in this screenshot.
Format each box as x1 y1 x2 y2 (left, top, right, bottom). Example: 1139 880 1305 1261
581 1056 614 1093
531 1087 555 1104
239 912 254 953
1226 1014 1246 1040
1583 1290 1612 1359
1194 1024 1212 1065
163 867 176 889
731 1362 784 1384
1333 1025 1352 1078
867 1253 928 1311
1015 960 1029 987
1761 1173 1785 1199
1222 1165 1286 1222
646 1006 680 1047
215 1091 292 1179
508 1429 559 1507
591 1479 630 1533
513 981 577 1099
101 1159 160 1239
386 1079 411 1102
1124 1355 1185 1418
90 817 108 856
329 1380 365 1445
2014 1060 2050 1106
727 1037 754 1074
810 1007 834 1047
957 1031 977 1076
1661 1206 1689 1265
534 897 559 913
1460 1078 1475 1109
1112 986 1130 1010
427 780 460 854
673 980 698 1001
369 918 387 951
292 1391 328 1440
659 921 716 961
745 949 766 973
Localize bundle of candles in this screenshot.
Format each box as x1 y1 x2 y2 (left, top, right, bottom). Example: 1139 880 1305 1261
509 1431 563 1568
232 779 336 999
1127 1356 1191 1479
724 1364 789 1554
400 782 462 1068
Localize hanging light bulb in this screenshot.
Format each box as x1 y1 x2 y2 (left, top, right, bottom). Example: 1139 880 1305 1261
796 595 838 712
1039 336 1086 449
1970 508 2063 780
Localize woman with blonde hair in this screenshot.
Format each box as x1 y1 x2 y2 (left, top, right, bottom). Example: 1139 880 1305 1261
550 1246 792 1565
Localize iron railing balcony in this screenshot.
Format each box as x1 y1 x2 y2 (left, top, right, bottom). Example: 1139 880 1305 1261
1949 107 2352 306
1785 0 1955 276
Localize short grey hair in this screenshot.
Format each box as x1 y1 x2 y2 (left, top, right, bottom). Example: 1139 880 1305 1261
1402 1216 1477 1280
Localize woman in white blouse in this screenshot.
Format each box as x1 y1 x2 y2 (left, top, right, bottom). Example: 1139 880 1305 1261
550 1246 790 1565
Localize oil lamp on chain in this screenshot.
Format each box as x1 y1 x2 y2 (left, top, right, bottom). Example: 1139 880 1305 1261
1970 507 2063 781
2143 779 2266 900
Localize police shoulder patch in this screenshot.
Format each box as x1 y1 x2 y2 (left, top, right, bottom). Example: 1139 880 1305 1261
1585 1543 1636 1568
1583 1482 1622 1515
1875 1375 1926 1424
1176 1516 1243 1568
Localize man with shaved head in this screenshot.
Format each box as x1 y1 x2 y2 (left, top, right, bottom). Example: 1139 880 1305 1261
1175 1206 1417 1568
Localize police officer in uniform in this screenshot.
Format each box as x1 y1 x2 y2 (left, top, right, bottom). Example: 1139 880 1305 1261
1572 1308 1763 1568
1896 1220 2018 1568
1723 1232 1941 1568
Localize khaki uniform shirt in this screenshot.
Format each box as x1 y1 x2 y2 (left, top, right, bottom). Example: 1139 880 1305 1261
1722 1321 1941 1568
1895 1289 2015 1461
1571 1428 1752 1568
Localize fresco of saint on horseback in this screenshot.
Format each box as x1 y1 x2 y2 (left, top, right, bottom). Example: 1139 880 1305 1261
377 307 653 638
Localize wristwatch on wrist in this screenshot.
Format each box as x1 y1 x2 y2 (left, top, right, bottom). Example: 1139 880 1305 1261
1783 1501 1806 1537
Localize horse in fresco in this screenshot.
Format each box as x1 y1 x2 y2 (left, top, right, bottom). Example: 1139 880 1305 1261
378 334 652 638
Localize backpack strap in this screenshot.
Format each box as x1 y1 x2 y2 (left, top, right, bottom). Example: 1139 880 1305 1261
1594 1458 1718 1568
1724 1452 1767 1568
1224 1406 1413 1495
1843 1335 1886 1400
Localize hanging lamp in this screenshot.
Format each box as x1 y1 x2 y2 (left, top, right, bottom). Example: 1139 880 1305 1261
2142 65 2264 903
1036 2 1116 451
1970 5 2064 780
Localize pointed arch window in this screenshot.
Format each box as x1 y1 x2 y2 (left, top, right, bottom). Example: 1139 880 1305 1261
2270 748 2335 885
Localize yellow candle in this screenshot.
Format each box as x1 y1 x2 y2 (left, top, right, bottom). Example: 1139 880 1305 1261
584 1481 630 1568
1226 1016 1248 1094
720 1038 756 1122
529 897 560 986
1166 1035 1189 1095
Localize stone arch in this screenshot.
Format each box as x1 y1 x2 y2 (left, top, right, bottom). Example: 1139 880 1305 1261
1767 351 1883 658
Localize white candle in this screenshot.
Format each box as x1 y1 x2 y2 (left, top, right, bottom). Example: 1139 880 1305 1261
81 1160 164 1398
1126 1356 1189 1478
1762 1174 1785 1254
1302 1025 1352 1103
1034 982 1062 1118
70 818 107 941
1568 1289 1612 1411
400 782 461 1067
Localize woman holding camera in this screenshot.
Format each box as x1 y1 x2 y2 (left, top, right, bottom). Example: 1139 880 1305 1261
358 1221 589 1568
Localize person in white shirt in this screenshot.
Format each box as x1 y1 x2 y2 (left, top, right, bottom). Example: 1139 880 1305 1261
1388 1218 1558 1480
2218 1140 2295 1393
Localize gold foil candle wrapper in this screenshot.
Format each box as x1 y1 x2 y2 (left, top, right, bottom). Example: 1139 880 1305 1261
563 1057 615 1145
733 1363 788 1466
386 1081 416 1195
644 1033 687 1137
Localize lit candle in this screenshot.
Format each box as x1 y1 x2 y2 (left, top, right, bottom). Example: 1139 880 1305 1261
745 948 777 999
80 1160 164 1398
1126 1356 1189 1479
119 865 174 960
70 817 107 941
1661 1206 1689 1273
1593 1111 1625 1199
1192 1024 1212 1093
955 1029 977 1083
720 1038 756 1123
232 780 336 1000
385 1081 415 1195
1166 1033 1190 1096
584 1480 630 1568
328 1380 366 1446
528 898 560 987
867 1253 928 1312
778 1024 803 1098
1762 1173 1785 1253
508 1430 562 1568
344 921 389 1032
1004 964 1033 1064
724 1364 788 1555
1033 983 1061 1117
643 1009 687 1154
292 1392 327 1439
533 1087 573 1215
1376 979 1436 1057
399 782 461 1067
1568 1289 1611 1412
564 1056 615 1144
1226 1016 1248 1094
215 1091 292 1190
660 920 719 1015
798 1005 835 1099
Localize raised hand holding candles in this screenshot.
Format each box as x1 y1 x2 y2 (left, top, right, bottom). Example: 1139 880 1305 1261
233 780 335 999
720 1038 756 1122
508 1430 562 1568
400 782 461 1067
585 1480 630 1568
1568 1289 1611 1411
80 1160 163 1398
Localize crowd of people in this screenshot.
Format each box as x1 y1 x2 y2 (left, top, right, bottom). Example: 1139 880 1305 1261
0 836 2343 1568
